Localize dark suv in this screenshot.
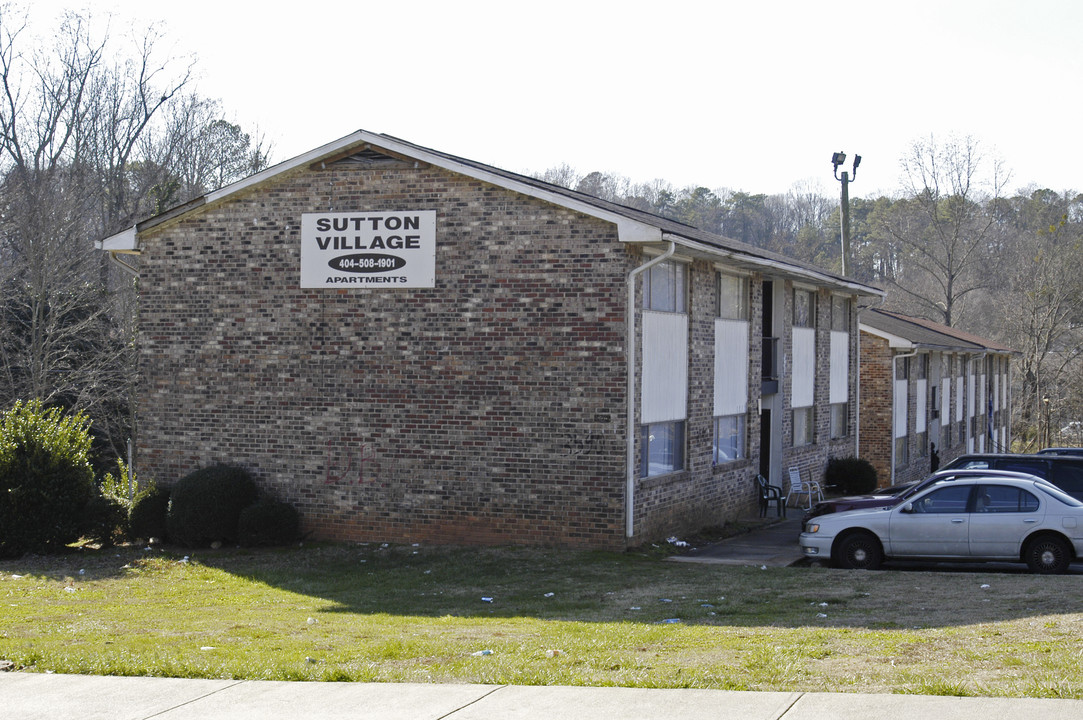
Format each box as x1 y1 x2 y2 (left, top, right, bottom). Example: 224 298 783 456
942 453 1083 499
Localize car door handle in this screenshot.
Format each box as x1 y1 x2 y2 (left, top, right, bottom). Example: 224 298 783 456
1024 518 1038 524
951 518 965 523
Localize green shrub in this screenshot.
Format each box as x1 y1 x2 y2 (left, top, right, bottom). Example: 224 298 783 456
824 456 878 495
84 460 156 546
0 400 96 557
129 485 171 541
166 464 259 547
238 498 300 547
81 492 128 548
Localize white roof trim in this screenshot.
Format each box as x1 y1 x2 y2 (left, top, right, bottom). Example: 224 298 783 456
96 226 137 252
195 130 663 245
673 234 883 296
859 323 914 349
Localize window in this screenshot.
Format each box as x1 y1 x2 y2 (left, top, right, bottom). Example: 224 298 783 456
977 485 1039 513
910 485 971 513
644 260 686 313
793 407 814 447
895 436 909 467
831 296 850 332
915 431 927 457
718 273 749 320
830 403 848 439
793 288 815 328
640 421 685 477
713 415 745 464
896 356 910 380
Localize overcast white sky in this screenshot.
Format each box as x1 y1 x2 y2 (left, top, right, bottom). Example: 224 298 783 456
26 0 1083 199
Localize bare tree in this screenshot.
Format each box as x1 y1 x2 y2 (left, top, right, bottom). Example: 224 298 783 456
0 4 192 461
986 191 1083 449
873 134 1007 326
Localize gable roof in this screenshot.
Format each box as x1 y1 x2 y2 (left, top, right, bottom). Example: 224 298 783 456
98 129 882 296
860 308 1014 354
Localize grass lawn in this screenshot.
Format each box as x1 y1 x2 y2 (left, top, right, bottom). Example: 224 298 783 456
1 540 1081 697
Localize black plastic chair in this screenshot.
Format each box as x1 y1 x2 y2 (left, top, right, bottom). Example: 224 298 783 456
756 474 785 518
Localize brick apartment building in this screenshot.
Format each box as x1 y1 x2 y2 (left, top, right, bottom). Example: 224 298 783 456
859 309 1014 488
99 131 881 549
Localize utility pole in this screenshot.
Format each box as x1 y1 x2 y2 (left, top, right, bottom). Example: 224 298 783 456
832 151 861 276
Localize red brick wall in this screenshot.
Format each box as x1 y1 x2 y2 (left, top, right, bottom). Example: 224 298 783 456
859 332 894 486
137 159 637 548
134 157 774 549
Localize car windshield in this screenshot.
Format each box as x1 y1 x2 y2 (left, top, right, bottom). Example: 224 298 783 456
1036 483 1083 507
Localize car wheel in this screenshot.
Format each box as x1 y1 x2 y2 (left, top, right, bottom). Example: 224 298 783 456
833 531 882 570
1024 535 1072 574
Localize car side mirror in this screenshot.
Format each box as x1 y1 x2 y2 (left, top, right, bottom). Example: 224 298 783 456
900 502 914 514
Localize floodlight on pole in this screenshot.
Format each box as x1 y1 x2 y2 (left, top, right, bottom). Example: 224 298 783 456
832 151 861 275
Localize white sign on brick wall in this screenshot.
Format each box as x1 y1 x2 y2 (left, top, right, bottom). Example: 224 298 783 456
300 211 436 288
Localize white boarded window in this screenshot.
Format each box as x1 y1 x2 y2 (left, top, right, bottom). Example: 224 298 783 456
941 377 951 421
894 356 909 440
916 378 928 433
642 311 688 423
956 363 965 423
829 330 848 405
714 319 749 416
792 326 815 408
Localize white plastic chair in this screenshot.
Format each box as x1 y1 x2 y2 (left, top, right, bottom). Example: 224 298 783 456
786 467 824 510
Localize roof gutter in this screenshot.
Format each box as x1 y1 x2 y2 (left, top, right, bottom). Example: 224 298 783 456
626 240 676 540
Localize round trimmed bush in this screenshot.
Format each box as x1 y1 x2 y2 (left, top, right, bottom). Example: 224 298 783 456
0 400 96 557
166 464 259 547
824 456 878 495
238 498 300 547
129 485 171 541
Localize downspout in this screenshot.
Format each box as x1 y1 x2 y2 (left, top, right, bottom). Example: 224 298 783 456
107 251 140 277
626 241 676 540
890 348 918 485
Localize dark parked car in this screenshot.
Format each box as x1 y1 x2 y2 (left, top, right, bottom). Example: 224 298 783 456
1037 447 1083 457
943 453 1083 499
801 468 1040 528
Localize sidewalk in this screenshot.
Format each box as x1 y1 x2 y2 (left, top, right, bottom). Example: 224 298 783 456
2 673 1082 720
669 514 807 567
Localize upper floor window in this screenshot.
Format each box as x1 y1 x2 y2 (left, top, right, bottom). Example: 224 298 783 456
916 354 928 380
896 355 910 381
830 295 850 332
643 260 686 313
793 288 815 328
718 273 749 320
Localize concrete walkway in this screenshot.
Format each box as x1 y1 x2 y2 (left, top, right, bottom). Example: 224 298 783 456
2 673 1082 720
670 514 807 567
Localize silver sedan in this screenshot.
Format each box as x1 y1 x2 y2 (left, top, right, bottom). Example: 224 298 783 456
799 475 1083 573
